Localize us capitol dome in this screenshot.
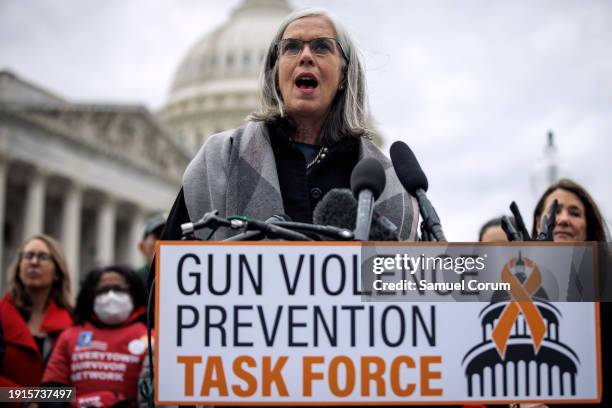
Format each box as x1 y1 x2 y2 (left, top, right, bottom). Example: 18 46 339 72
158 0 292 153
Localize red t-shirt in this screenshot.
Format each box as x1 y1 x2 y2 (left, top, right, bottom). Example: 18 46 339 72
42 318 148 405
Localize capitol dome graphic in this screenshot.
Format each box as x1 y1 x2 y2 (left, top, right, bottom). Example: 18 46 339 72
462 253 579 398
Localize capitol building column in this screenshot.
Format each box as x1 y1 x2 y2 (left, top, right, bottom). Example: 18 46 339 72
96 195 116 266
128 208 146 269
23 168 46 238
61 181 82 295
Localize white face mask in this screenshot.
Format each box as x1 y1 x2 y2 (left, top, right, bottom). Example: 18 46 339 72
93 290 134 325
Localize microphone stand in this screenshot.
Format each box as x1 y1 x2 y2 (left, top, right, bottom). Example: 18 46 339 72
182 211 350 242
180 210 244 239
274 221 354 241
415 190 446 241
420 221 433 242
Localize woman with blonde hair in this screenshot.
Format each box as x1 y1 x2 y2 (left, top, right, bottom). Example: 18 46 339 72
0 234 73 387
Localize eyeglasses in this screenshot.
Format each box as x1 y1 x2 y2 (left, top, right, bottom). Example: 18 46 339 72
21 251 53 262
277 37 348 61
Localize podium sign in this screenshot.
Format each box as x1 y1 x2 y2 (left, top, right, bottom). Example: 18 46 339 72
155 242 601 405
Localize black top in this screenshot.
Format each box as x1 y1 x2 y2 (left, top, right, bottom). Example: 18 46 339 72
33 335 45 355
292 141 320 164
268 123 359 223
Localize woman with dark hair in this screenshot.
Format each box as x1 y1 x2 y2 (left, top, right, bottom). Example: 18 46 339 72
531 179 610 408
0 234 73 387
42 265 147 407
159 8 418 248
532 178 609 242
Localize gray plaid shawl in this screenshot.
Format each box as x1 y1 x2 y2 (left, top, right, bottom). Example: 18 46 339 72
182 121 419 240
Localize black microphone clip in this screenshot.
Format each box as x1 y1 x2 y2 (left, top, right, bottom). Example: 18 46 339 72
180 210 244 238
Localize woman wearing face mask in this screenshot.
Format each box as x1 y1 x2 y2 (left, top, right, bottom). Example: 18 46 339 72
42 265 147 407
0 235 73 388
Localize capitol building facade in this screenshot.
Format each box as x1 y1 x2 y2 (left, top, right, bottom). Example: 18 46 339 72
159 0 291 154
0 0 293 294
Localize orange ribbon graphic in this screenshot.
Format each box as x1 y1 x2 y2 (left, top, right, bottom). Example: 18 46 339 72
491 256 546 358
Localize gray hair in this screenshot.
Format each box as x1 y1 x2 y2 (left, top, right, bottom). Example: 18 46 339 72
249 8 370 144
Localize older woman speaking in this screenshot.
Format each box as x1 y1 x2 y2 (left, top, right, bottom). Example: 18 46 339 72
160 9 418 243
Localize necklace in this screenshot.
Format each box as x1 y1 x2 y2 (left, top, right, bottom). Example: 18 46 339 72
306 146 328 169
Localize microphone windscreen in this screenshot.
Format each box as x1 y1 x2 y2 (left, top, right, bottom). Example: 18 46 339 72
389 141 428 193
313 189 356 230
313 189 398 241
350 158 386 200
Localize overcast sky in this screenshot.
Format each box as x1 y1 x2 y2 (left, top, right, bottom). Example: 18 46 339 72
1 0 610 241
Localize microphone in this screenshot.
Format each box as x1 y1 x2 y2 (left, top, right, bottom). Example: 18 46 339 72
509 201 531 241
350 158 387 241
313 189 399 241
537 198 558 241
501 215 521 241
313 188 355 230
390 141 446 242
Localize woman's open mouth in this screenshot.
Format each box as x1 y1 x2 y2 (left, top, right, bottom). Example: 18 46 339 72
295 73 318 93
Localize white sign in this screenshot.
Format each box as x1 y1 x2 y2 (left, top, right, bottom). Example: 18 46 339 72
155 242 601 405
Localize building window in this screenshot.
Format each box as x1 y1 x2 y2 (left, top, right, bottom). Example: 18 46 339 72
226 53 235 69
243 51 251 68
